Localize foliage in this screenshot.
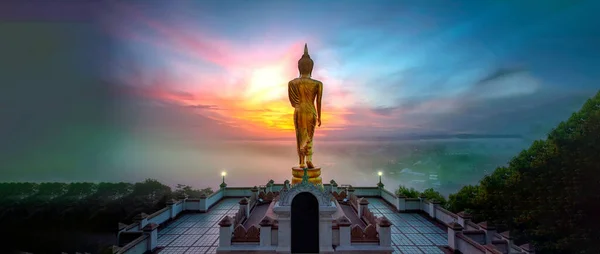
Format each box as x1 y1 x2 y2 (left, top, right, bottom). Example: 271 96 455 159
447 185 482 217
0 179 211 253
421 188 448 207
395 185 448 208
173 184 213 198
395 185 421 198
446 91 600 254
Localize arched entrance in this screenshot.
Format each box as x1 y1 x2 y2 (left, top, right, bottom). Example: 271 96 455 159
291 192 319 253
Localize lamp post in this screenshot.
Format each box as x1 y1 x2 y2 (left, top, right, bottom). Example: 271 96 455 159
220 171 227 188
377 171 384 188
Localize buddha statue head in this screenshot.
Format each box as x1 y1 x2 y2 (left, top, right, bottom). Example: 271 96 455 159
298 43 314 77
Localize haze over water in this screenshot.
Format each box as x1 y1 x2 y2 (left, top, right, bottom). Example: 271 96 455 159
110 137 528 195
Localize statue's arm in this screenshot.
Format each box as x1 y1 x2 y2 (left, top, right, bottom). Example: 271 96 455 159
288 81 298 107
316 81 323 122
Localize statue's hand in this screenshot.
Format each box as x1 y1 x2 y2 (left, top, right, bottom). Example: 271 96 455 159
317 118 321 127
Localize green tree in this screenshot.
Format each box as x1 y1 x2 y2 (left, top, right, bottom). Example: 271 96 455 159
421 188 448 207
173 184 213 198
395 185 420 198
446 90 600 254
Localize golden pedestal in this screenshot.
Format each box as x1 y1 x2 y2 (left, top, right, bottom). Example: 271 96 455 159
291 167 322 185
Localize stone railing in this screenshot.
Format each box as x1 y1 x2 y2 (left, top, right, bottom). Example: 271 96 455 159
231 225 260 242
361 205 378 226
233 207 246 226
332 190 348 202
334 215 393 252
257 191 276 203
349 193 359 211
350 224 378 242
352 186 381 197
456 232 489 253
114 234 148 254
206 189 224 210
249 186 258 209
435 206 458 225
380 188 396 207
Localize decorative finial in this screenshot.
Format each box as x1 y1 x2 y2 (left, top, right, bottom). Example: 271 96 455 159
304 43 309 56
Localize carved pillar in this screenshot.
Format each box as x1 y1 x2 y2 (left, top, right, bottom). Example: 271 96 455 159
478 221 496 244
251 186 259 200
329 180 338 193
283 180 290 190
429 199 440 219
166 199 177 219
276 212 291 253
142 223 159 252
347 185 355 198
218 216 233 248
319 206 337 253
133 213 148 231
239 198 249 218
199 193 207 212
337 216 351 247
377 216 393 247
396 194 406 212
457 211 472 228
259 216 274 246
447 222 463 250
358 198 369 218
266 179 274 193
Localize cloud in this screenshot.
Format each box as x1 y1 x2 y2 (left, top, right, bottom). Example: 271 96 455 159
341 67 595 139
188 104 220 110
475 67 527 86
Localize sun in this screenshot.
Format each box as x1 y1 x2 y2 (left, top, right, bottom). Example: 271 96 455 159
244 65 288 104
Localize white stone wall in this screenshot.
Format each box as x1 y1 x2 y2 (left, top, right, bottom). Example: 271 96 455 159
353 187 380 197
332 228 339 246
405 199 420 210
207 189 223 208
175 202 184 214
422 201 431 215
381 189 397 209
456 236 485 254
224 188 251 197
148 208 170 225
118 236 149 254
185 200 200 211
435 208 457 225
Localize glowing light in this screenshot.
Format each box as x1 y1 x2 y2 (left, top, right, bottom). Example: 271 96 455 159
378 171 383 176
245 66 287 103
222 171 227 176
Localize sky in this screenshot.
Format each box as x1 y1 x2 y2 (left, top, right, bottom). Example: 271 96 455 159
100 0 599 139
1 0 599 185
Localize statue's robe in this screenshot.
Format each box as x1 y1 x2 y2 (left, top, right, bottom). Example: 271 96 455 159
288 78 321 162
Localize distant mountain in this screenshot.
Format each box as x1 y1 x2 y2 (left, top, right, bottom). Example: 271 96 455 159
365 133 524 141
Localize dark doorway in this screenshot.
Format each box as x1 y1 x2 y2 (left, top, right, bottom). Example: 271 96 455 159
291 192 319 253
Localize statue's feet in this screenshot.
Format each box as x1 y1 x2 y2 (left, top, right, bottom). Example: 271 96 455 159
307 161 314 168
299 163 306 168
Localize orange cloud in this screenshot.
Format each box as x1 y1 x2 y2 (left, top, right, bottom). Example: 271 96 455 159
108 4 352 139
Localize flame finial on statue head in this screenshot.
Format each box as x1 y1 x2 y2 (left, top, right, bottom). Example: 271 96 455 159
298 43 314 76
304 43 309 56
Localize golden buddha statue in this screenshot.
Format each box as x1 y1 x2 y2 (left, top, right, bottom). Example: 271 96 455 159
288 44 323 185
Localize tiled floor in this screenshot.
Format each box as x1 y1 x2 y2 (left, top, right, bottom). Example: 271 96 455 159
368 199 447 254
156 198 447 254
